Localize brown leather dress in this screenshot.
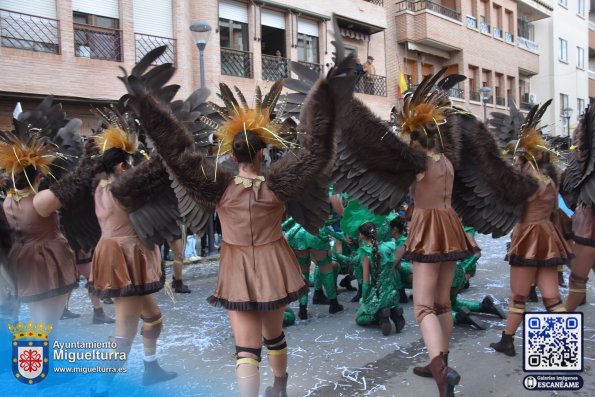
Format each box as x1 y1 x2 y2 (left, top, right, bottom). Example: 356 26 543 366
3 192 77 302
403 154 477 263
90 181 162 298
508 177 574 266
571 202 594 247
207 177 308 311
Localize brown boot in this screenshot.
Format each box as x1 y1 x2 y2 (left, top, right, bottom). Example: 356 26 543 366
490 331 515 357
413 351 449 378
428 352 460 397
265 372 288 397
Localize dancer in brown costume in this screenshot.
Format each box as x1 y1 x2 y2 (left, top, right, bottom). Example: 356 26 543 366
490 101 573 357
561 103 595 311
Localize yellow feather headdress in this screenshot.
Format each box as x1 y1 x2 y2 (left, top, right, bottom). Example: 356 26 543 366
203 81 295 159
92 125 138 155
0 130 59 182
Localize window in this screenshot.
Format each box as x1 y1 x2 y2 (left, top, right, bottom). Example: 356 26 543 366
219 18 248 51
559 38 567 62
578 0 585 16
577 47 585 69
297 34 319 64
73 12 121 61
559 0 567 7
578 98 585 115
560 93 569 118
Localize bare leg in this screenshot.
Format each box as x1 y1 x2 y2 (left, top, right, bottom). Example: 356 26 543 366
169 239 184 280
78 263 102 309
228 310 263 397
435 261 456 352
504 267 536 334
536 267 565 312
28 293 69 327
412 262 442 360
566 243 595 311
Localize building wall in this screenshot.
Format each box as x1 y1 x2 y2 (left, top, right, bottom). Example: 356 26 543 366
0 0 393 130
533 1 589 136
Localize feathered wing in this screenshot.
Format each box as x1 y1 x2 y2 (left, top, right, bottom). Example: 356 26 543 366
49 140 102 251
451 116 539 237
332 98 426 214
110 156 183 248
268 15 357 233
562 103 595 207
488 97 525 152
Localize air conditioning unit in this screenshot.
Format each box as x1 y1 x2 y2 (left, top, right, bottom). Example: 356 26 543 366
528 93 538 104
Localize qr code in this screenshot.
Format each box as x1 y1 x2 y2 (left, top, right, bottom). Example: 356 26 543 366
524 313 582 372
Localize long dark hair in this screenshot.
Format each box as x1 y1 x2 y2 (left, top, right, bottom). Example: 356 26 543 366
102 148 130 174
232 131 265 163
359 222 380 289
410 129 441 151
13 166 39 189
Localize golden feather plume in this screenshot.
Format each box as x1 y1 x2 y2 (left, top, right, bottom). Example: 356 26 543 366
0 131 57 177
93 125 137 155
398 103 448 135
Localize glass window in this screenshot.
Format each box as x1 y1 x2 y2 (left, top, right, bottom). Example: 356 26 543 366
577 47 585 68
578 0 585 16
560 93 569 117
219 18 248 51
578 98 585 115
559 38 567 62
559 0 567 7
297 33 319 64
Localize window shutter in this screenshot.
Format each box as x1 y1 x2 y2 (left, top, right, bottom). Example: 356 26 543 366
72 0 119 19
133 0 173 37
298 18 319 37
261 9 285 29
1 0 57 19
219 0 248 23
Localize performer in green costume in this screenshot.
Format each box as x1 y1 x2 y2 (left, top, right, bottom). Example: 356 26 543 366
355 222 406 335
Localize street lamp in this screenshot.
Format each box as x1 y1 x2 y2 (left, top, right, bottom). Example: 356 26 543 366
190 21 215 256
562 107 573 143
190 21 212 88
479 86 492 122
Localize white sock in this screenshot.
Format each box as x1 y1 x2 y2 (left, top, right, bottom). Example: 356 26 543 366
144 354 157 362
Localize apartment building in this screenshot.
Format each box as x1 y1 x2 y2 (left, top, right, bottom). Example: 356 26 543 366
389 0 553 121
532 0 589 137
0 0 391 132
587 0 594 104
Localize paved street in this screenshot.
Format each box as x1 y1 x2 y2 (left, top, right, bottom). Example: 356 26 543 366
3 233 594 397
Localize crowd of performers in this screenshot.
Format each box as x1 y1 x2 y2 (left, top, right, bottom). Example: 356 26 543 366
1 36 594 397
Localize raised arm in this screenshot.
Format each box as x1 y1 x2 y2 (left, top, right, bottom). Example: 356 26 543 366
267 79 335 202
138 94 232 207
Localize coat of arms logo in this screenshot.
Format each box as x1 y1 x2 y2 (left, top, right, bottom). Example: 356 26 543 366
8 321 52 384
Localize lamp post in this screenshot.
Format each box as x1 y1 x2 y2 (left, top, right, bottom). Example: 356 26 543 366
190 21 212 88
479 86 492 122
190 21 215 256
562 107 573 145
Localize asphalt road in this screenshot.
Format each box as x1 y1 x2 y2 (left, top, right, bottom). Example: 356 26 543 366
3 233 593 397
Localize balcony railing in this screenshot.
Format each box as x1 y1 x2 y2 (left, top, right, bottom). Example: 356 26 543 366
449 86 464 100
495 96 505 106
470 91 480 102
589 21 595 31
520 102 532 111
395 1 461 21
518 36 539 52
493 27 502 39
480 22 490 34
298 61 323 74
135 33 176 65
466 15 477 29
588 70 595 80
74 23 122 61
504 32 514 43
355 74 387 96
0 8 60 54
221 47 253 78
262 54 289 81
364 0 384 6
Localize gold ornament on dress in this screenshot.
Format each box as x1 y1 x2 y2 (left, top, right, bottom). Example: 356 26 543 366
234 175 265 189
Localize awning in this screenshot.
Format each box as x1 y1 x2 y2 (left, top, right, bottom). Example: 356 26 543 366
340 28 369 41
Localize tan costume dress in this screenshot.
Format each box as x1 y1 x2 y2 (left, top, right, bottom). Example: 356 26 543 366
90 181 162 298
207 177 308 311
572 203 594 247
508 176 574 266
404 154 477 263
3 192 77 302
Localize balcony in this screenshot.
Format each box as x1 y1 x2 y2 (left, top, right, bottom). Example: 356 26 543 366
297 61 323 74
466 15 477 29
480 22 490 34
518 36 539 53
74 23 122 61
495 96 505 106
493 27 502 39
364 0 384 6
505 32 514 44
135 33 176 65
449 86 464 100
221 48 253 78
262 54 289 81
470 91 480 102
395 1 461 21
0 8 60 54
355 74 387 96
